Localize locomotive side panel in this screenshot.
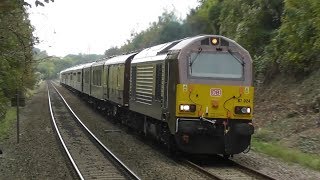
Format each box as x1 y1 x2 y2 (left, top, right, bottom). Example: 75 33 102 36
165 58 180 134
129 61 165 120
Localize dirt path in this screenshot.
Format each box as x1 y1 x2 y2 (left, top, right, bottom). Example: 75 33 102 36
0 82 73 179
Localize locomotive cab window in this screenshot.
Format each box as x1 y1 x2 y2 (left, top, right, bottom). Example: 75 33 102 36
188 52 244 79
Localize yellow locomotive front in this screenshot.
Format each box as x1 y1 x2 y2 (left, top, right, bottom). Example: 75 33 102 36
172 36 254 155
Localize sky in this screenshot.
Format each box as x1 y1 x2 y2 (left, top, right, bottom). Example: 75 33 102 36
26 0 199 57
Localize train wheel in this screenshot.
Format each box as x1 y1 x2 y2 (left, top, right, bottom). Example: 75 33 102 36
113 106 117 117
223 154 231 159
167 135 180 157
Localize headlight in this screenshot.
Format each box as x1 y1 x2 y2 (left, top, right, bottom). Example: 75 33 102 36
235 106 251 114
210 37 219 45
183 105 190 111
179 104 196 112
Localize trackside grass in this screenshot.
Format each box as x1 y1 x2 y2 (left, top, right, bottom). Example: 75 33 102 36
0 108 16 141
0 86 38 141
252 138 320 171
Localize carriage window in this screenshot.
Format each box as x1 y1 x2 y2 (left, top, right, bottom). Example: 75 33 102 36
77 72 81 82
189 52 243 79
93 69 102 86
84 70 89 83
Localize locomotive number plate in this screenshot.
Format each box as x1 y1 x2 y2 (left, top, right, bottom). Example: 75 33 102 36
210 88 222 97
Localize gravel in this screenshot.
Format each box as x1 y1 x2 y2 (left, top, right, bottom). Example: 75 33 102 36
49 85 125 179
233 151 320 180
0 82 73 179
55 83 207 180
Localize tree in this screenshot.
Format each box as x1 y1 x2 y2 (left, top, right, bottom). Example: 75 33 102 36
22 0 54 8
184 0 217 36
34 51 103 80
261 0 320 76
115 11 186 53
0 0 36 117
104 46 122 57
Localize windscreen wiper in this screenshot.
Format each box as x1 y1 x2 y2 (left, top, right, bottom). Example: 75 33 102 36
227 49 245 66
189 47 202 73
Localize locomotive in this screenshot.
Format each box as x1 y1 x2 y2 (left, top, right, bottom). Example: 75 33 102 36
60 35 254 156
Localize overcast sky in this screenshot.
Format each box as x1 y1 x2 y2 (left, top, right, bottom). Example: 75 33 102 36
26 0 199 57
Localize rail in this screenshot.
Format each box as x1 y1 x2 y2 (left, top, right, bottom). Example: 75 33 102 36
48 81 140 179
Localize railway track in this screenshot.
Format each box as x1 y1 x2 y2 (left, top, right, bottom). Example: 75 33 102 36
183 158 276 180
47 82 140 180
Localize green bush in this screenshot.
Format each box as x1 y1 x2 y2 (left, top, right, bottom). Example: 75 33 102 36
0 108 16 141
253 128 279 142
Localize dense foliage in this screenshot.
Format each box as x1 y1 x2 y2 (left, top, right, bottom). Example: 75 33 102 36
0 0 54 118
0 0 36 118
34 48 103 79
104 11 187 56
105 0 320 81
263 0 320 77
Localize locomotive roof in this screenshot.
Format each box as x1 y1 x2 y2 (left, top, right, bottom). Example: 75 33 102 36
104 53 136 65
170 35 242 51
132 40 181 64
133 40 181 59
131 35 249 64
60 35 250 72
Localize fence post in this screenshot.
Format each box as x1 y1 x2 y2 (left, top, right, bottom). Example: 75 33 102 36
16 89 19 144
